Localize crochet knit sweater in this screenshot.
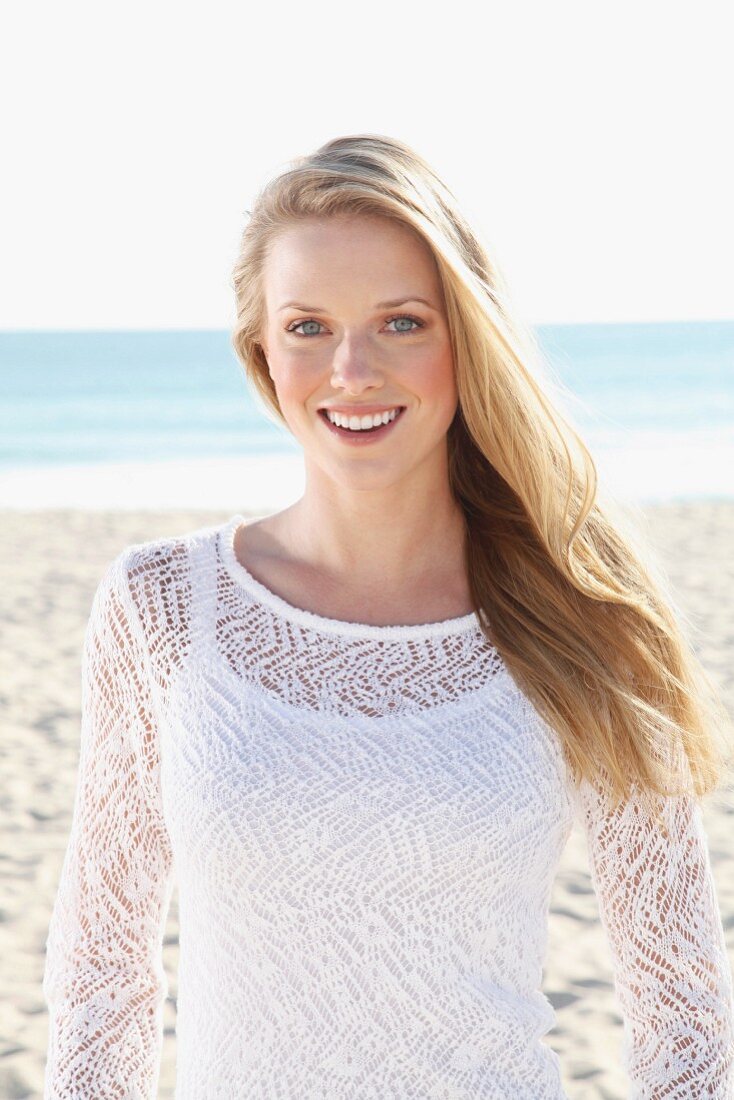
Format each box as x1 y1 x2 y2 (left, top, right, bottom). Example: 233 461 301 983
42 514 734 1098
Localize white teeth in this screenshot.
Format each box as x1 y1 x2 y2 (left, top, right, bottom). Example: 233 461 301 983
325 408 401 430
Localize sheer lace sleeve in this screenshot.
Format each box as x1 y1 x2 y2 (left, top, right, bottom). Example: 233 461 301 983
42 550 175 1099
571 766 734 1096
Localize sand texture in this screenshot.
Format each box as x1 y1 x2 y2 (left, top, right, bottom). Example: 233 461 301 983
2 503 733 1098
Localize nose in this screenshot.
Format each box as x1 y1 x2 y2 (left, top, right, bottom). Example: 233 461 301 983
329 335 384 395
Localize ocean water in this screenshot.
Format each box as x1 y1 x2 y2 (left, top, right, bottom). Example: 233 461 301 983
0 322 732 509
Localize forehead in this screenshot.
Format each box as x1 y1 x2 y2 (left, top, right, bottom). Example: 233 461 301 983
262 216 440 297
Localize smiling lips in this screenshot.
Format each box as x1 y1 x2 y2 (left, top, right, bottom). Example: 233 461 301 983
324 407 402 430
318 405 406 441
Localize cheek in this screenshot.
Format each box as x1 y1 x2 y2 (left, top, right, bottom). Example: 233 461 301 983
414 347 457 407
268 355 318 405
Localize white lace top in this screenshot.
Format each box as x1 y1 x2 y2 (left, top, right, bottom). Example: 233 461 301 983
42 514 734 1098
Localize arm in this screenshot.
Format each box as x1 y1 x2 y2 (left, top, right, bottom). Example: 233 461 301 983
571 765 734 1096
42 551 175 1099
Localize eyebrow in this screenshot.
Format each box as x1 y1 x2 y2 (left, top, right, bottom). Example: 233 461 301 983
277 296 439 312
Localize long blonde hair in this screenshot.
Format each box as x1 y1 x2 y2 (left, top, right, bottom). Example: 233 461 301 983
230 133 732 829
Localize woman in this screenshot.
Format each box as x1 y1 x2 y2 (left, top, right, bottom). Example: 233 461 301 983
43 134 734 1097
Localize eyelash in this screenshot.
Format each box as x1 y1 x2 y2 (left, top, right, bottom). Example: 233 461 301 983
285 313 425 337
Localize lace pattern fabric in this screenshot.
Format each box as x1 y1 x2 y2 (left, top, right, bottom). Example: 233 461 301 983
42 515 734 1098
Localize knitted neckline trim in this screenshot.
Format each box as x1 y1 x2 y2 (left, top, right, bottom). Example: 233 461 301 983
217 513 482 641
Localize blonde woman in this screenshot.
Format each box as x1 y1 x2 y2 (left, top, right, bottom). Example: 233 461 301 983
43 134 734 1097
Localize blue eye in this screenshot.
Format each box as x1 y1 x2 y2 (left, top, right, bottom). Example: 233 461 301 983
386 314 423 333
286 314 425 337
287 319 324 337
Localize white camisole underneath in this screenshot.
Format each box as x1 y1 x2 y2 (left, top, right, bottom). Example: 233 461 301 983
42 514 734 1097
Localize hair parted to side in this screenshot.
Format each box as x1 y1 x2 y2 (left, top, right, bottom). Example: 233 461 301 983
230 133 733 831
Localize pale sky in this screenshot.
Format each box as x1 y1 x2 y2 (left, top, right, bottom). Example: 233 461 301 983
2 0 732 329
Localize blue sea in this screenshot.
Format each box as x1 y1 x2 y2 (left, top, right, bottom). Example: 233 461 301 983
0 322 732 509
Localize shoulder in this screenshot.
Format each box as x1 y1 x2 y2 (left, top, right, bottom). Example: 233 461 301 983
95 519 223 632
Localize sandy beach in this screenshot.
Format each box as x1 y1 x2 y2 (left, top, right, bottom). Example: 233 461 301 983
2 501 733 1099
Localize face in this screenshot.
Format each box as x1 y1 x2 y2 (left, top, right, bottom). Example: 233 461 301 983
259 214 458 492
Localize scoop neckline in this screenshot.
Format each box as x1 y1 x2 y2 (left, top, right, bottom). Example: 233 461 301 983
216 513 481 641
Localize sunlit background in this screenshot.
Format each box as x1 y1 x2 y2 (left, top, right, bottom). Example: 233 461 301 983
1 0 732 510
3 6 734 1098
